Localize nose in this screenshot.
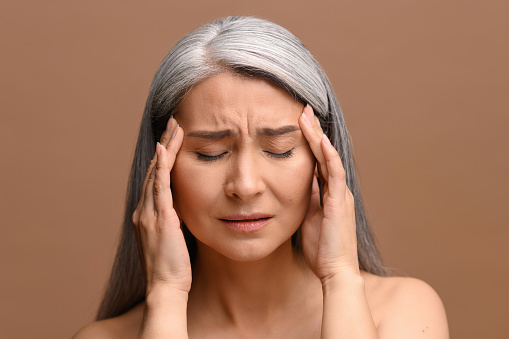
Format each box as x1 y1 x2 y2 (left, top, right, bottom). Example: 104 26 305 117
224 150 265 201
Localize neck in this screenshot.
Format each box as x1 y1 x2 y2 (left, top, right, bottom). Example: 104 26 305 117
187 239 321 328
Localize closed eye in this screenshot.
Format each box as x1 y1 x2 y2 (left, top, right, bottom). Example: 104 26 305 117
197 148 294 162
197 152 227 161
265 148 294 159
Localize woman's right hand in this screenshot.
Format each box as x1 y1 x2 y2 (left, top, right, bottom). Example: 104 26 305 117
132 117 192 297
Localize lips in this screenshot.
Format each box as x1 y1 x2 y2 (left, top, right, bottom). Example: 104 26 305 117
219 214 273 232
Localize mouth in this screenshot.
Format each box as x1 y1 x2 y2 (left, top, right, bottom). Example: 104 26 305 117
219 214 273 232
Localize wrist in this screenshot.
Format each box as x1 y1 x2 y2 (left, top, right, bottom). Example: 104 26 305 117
320 270 378 339
145 285 189 310
139 287 189 338
321 268 364 295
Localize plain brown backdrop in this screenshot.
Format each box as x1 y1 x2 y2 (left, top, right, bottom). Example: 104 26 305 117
1 0 507 338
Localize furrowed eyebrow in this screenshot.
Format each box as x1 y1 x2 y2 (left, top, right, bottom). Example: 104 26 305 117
258 125 300 136
186 130 231 139
185 125 300 139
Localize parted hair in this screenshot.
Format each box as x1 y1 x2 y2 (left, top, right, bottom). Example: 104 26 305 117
97 16 385 321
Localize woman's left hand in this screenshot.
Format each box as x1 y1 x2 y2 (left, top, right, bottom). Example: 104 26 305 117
298 105 361 283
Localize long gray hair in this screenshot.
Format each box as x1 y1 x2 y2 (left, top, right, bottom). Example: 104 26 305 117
97 16 385 320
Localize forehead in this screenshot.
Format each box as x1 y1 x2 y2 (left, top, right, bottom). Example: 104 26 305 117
176 72 303 133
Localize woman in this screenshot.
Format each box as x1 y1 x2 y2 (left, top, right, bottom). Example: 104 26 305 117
75 16 448 338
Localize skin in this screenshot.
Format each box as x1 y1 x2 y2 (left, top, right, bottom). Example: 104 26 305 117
74 73 449 339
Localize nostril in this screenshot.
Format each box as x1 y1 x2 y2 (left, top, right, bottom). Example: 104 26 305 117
224 159 266 200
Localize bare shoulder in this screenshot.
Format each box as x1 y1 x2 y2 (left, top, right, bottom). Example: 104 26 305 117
73 304 144 339
362 271 449 338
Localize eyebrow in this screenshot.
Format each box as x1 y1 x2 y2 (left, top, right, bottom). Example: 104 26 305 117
186 125 300 139
186 130 231 139
259 125 300 136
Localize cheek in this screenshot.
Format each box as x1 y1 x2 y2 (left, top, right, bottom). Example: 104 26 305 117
272 152 315 206
170 156 216 219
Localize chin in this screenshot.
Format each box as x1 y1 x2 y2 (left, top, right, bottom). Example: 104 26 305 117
197 237 293 263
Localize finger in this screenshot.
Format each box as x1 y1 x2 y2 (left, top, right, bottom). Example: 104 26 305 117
161 117 177 148
299 105 329 180
142 144 158 213
164 118 181 153
133 153 157 225
135 118 175 216
305 173 321 219
153 143 173 218
153 125 184 216
322 135 358 260
166 122 184 167
320 134 347 202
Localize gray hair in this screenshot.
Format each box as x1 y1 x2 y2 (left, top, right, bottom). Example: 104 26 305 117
97 16 384 321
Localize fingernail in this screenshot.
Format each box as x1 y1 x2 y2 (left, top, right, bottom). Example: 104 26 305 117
168 119 177 137
301 112 311 126
166 117 174 131
305 104 314 121
156 142 162 156
322 133 332 146
171 124 179 139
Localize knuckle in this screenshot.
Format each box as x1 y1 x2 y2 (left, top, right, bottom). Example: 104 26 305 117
148 158 157 171
157 207 170 220
139 211 154 228
155 155 167 171
337 168 346 181
145 165 156 182
328 158 346 181
147 167 156 182
132 211 139 226
156 161 165 171
347 189 355 203
160 131 169 145
153 181 164 195
330 148 341 161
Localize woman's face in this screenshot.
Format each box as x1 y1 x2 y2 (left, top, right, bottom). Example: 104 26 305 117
171 72 315 262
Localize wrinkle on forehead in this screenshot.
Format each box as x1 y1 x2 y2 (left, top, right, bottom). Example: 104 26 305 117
177 72 304 138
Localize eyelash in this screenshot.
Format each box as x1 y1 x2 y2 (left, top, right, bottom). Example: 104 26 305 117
197 152 227 161
267 149 294 159
197 148 294 162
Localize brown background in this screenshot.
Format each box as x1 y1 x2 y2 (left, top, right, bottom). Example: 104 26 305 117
1 0 507 338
